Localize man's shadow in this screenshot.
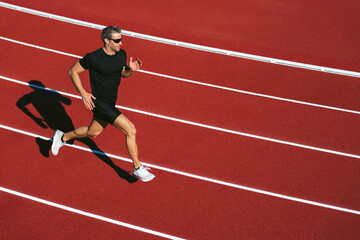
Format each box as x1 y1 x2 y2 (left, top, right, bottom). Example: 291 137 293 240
16 80 137 183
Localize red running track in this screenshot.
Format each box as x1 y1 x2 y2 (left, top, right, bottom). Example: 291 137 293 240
1 3 360 240
0 191 162 240
2 0 360 71
1 7 360 114
2 77 360 210
1 130 360 239
1 16 360 155
1 7 360 113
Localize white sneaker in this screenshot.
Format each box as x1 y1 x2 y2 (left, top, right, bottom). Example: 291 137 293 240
133 166 155 182
51 130 65 155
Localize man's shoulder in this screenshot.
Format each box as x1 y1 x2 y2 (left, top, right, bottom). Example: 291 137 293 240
86 48 126 58
80 48 103 69
86 48 104 56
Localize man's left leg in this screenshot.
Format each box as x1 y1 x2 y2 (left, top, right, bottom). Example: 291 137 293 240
112 114 155 182
51 117 108 155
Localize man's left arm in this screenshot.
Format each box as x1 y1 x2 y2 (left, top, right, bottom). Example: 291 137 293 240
122 57 142 78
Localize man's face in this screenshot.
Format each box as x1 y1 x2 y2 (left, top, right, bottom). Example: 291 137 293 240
107 32 122 52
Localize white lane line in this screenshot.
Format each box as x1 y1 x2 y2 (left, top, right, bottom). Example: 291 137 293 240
0 1 360 78
1 124 360 216
0 187 185 240
139 70 360 115
1 36 360 116
1 75 360 160
0 36 82 58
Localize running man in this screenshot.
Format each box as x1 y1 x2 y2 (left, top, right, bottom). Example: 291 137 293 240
51 26 155 182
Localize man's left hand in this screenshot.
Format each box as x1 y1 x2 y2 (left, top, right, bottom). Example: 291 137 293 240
129 57 142 71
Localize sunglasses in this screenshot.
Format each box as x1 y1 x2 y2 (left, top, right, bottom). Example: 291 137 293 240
108 37 122 43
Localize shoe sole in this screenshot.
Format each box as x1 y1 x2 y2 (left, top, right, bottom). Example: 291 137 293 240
51 130 62 155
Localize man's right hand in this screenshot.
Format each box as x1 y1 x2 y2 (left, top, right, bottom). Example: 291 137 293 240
81 92 96 110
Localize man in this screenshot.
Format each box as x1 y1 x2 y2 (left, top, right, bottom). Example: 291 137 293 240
51 26 155 182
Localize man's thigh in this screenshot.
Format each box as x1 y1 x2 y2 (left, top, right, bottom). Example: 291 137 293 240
88 116 108 136
112 114 135 135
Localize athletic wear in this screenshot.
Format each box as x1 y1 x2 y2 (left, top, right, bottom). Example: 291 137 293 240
51 130 65 155
133 166 155 182
79 48 126 123
79 48 127 105
78 47 155 181
92 99 121 124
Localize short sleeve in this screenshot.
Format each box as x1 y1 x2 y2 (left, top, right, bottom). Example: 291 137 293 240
79 53 91 70
123 50 127 62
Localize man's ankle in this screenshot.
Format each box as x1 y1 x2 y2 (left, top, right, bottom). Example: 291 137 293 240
133 165 142 170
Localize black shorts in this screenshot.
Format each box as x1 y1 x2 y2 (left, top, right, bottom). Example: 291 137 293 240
92 99 121 124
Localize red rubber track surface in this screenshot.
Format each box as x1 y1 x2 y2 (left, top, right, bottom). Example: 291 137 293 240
1 9 360 153
1 7 360 113
1 131 360 239
2 77 360 208
1 3 360 240
2 0 360 72
0 192 162 240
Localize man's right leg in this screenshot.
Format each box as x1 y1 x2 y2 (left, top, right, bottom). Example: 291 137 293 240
51 117 108 155
112 114 155 182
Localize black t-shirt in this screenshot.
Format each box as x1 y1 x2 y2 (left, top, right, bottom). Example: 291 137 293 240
79 48 127 105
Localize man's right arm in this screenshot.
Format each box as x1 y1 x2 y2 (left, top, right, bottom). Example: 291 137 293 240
68 61 96 110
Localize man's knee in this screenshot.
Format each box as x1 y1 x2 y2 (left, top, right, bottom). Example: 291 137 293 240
127 124 137 138
87 129 102 138
113 115 136 137
86 118 107 138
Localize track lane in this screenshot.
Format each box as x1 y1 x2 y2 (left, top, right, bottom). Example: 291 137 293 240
2 0 360 72
1 130 360 239
1 7 360 113
2 80 360 210
0 191 165 240
1 40 360 157
0 2 360 240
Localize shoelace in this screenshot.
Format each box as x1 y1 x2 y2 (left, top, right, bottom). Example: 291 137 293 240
134 165 151 174
133 165 151 171
143 166 151 171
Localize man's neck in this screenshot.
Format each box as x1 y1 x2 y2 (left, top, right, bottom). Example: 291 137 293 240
103 46 115 56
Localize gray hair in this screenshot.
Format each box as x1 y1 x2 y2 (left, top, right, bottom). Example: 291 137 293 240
101 26 122 43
